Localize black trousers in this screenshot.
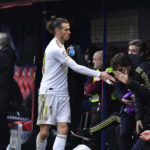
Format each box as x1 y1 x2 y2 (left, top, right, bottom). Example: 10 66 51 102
120 112 136 150
0 88 11 146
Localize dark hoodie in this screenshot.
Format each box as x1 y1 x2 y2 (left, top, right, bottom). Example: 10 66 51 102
116 54 150 126
115 54 144 101
130 57 150 125
0 46 16 88
115 54 149 115
128 80 150 98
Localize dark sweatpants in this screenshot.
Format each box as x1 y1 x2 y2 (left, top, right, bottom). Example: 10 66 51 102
120 112 136 150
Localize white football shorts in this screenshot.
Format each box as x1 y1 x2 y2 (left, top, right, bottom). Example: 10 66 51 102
36 94 71 126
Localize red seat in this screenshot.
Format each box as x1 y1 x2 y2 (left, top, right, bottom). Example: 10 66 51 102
17 67 28 100
13 66 21 82
23 68 32 99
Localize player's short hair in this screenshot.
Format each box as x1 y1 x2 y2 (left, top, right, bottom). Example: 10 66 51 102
111 53 131 70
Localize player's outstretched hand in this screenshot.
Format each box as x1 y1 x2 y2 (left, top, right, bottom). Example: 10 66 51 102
100 71 115 85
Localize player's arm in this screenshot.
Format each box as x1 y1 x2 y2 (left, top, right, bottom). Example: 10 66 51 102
65 58 115 84
54 48 115 84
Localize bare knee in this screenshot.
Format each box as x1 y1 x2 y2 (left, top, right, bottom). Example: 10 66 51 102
39 125 50 140
57 123 69 135
40 131 49 140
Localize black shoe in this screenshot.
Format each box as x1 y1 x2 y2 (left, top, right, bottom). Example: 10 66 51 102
70 128 91 141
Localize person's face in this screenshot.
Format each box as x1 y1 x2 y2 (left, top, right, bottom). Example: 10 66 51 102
116 65 131 75
56 23 71 43
128 45 143 56
92 53 103 69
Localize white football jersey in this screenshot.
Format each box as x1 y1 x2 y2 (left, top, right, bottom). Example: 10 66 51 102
39 37 70 95
39 37 101 96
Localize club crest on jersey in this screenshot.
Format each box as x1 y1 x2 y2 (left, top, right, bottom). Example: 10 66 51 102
63 50 68 57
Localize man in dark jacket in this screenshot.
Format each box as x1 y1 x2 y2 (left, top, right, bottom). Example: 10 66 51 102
114 70 150 149
111 53 150 150
0 33 16 149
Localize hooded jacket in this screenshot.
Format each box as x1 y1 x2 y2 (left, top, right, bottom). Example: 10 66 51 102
115 54 144 100
115 54 150 117
0 46 16 88
128 80 150 128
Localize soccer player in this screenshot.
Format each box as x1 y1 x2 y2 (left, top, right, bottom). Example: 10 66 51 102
36 16 115 150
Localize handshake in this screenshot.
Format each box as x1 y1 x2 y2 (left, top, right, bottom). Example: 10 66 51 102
99 71 115 85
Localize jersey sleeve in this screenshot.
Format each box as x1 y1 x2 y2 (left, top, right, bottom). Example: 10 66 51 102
52 46 100 77
64 58 101 77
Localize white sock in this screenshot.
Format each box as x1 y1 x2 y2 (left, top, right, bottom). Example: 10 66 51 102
53 134 67 150
36 134 47 150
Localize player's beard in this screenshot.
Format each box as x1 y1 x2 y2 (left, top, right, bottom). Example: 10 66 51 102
61 34 70 43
